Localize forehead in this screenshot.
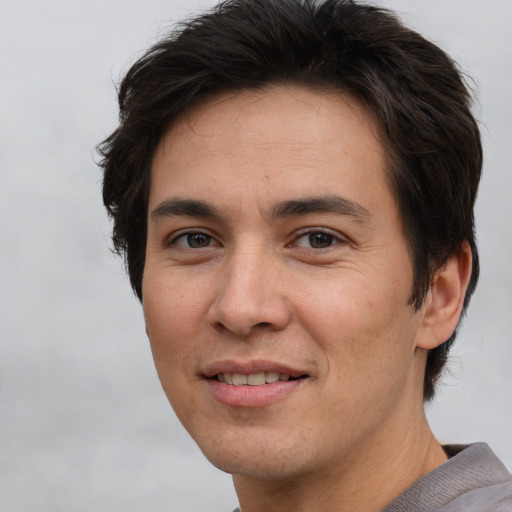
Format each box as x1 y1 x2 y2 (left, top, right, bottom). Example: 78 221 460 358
150 85 393 219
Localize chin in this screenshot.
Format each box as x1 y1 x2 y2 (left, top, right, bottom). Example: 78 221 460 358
207 450 308 480
191 425 323 480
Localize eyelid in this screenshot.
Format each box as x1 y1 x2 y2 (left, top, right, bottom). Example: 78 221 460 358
166 228 221 248
289 227 346 248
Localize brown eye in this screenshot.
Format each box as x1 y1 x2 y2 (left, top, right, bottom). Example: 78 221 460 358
172 232 215 248
292 230 341 250
186 233 212 248
308 232 334 248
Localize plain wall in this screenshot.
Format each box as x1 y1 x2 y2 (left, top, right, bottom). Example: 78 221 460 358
0 1 510 511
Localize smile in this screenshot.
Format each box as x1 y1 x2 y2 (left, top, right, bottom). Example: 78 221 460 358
204 365 309 407
216 372 297 385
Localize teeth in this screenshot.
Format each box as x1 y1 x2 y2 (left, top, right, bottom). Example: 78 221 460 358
217 372 292 385
247 373 265 386
265 372 280 383
232 373 248 385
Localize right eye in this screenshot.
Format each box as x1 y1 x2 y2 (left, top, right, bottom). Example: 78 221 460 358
294 231 338 249
172 232 217 249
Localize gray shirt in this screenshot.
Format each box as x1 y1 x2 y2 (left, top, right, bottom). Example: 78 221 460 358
383 443 512 511
232 443 512 511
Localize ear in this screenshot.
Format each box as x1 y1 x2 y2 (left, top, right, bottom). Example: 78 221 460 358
416 242 473 350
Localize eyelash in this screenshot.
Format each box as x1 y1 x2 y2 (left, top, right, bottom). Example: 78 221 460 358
169 231 219 249
290 228 344 250
168 228 344 250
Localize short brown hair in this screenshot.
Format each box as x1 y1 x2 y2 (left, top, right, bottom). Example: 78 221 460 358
98 0 482 400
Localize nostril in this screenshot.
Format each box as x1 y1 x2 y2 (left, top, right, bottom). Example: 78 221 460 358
207 282 291 335
254 321 272 328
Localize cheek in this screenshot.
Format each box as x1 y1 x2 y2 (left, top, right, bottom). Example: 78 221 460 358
144 269 205 334
300 276 417 380
142 271 207 375
142 272 211 422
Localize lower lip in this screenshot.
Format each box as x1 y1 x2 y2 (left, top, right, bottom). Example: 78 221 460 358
205 378 305 408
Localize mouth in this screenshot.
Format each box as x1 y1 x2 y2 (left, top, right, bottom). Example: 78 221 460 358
213 372 308 386
202 360 310 406
205 369 308 407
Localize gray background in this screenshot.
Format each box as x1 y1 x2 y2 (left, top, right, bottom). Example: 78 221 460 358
0 1 510 511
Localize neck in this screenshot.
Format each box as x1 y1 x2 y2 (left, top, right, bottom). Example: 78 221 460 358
233 398 447 512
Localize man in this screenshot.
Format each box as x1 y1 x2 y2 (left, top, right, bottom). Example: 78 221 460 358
98 0 512 510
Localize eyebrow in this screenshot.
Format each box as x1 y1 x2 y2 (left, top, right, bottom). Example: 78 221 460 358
150 195 370 223
270 195 370 222
150 198 221 221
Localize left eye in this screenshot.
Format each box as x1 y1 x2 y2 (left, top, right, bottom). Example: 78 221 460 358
294 231 339 249
173 232 216 248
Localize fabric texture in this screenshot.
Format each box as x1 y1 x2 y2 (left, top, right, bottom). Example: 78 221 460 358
383 443 512 511
232 444 512 512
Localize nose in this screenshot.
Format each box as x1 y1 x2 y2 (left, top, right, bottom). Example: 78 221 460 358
207 248 291 337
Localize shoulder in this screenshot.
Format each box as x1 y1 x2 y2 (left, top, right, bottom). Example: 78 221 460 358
385 444 512 512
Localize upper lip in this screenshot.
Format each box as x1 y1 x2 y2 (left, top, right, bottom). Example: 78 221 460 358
202 360 308 379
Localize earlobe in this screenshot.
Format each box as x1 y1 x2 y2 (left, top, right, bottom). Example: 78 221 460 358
416 242 473 350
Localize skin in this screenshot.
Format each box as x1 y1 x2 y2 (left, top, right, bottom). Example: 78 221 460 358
143 85 472 512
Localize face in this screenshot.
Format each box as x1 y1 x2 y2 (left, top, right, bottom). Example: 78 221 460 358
143 86 428 481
